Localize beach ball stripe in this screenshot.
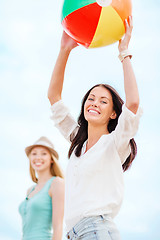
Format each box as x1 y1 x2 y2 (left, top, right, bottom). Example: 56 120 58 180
111 0 132 22
61 0 96 21
62 3 102 48
61 0 132 48
89 6 125 48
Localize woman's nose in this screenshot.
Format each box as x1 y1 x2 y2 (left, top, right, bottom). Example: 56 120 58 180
91 100 98 107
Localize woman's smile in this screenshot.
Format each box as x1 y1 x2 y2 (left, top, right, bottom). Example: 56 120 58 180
87 108 101 115
34 161 43 167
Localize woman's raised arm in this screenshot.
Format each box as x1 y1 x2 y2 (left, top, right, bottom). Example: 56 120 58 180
118 16 140 114
48 31 78 105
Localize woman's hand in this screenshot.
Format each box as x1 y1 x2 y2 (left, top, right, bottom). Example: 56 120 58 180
61 31 78 52
118 16 133 53
48 31 78 105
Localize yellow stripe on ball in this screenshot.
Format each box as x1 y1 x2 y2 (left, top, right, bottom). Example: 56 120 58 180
89 6 125 48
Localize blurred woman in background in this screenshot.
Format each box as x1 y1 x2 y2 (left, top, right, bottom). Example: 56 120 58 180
19 136 65 240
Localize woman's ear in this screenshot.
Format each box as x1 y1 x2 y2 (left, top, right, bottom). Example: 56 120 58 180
50 156 54 163
110 111 117 120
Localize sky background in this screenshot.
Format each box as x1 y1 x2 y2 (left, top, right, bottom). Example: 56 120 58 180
0 0 160 239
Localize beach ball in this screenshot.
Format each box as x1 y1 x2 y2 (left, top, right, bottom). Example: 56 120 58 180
61 0 132 48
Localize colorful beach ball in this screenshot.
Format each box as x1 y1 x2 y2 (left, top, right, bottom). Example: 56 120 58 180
61 0 132 48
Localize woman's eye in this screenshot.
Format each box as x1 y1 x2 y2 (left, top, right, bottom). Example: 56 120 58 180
42 153 47 155
32 153 36 155
88 98 94 101
101 101 107 104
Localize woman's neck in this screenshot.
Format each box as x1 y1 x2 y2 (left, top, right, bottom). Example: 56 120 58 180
37 171 52 185
87 124 109 151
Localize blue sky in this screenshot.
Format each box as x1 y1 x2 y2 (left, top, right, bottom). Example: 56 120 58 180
0 0 160 239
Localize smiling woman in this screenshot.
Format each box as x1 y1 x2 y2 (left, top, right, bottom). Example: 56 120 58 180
48 16 142 240
18 136 65 240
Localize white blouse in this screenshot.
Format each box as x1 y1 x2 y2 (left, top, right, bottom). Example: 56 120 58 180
51 100 142 231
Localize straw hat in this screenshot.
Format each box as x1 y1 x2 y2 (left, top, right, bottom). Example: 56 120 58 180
25 136 59 160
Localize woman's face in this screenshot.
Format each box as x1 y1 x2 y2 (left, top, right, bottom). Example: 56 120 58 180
30 146 52 173
84 86 116 126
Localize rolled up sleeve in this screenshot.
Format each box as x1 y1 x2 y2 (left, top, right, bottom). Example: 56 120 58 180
50 100 79 143
113 105 143 164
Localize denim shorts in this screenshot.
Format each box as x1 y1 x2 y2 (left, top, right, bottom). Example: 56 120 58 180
66 215 121 240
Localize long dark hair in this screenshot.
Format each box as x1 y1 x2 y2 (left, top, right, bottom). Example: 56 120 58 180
68 84 137 172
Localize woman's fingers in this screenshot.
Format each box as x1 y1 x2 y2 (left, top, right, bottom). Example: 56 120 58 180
118 16 133 52
125 16 133 36
61 31 78 50
125 18 129 30
129 15 133 28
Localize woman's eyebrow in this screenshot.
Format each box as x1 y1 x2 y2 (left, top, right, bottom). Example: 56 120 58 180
101 96 110 101
89 93 110 101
